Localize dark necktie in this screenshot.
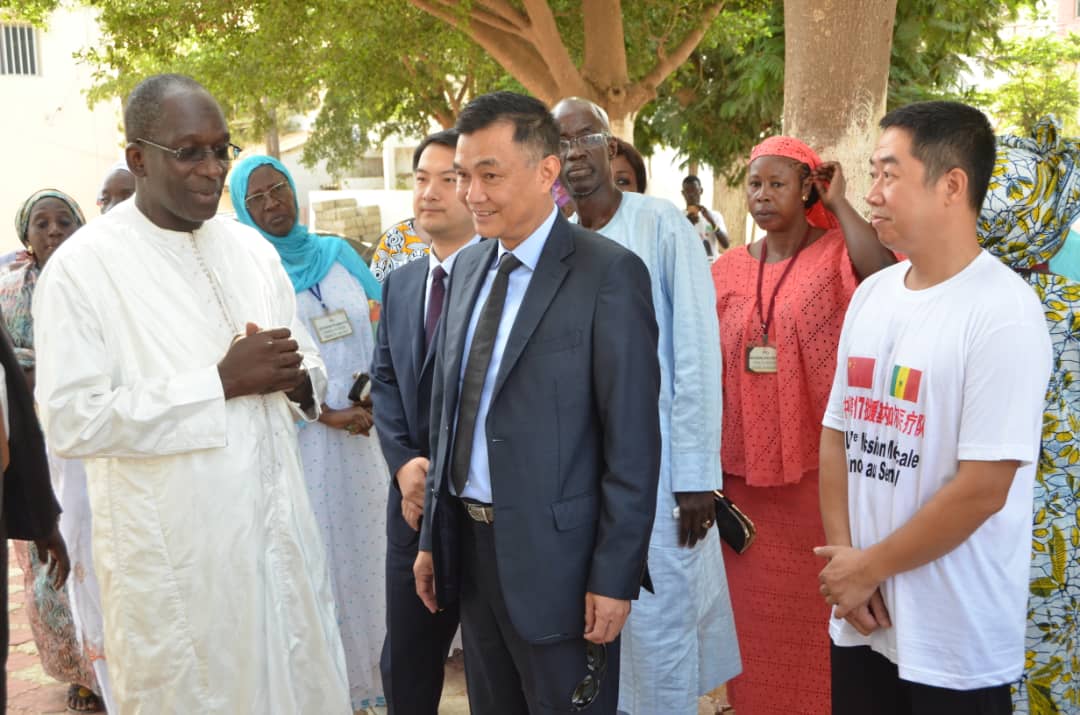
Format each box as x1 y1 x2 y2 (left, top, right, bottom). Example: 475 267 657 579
425 265 447 350
451 252 523 496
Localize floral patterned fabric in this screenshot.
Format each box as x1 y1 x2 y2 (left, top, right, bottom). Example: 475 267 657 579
976 117 1080 715
13 542 99 692
370 218 428 283
0 261 40 369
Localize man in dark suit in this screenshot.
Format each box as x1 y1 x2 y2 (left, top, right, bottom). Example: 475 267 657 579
371 128 478 714
413 91 662 714
0 324 69 711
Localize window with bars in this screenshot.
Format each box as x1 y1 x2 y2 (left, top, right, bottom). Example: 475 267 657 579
1 24 39 76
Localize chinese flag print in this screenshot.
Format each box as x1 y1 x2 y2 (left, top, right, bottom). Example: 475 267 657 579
847 356 875 389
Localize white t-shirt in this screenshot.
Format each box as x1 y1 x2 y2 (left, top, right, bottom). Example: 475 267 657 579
688 208 727 258
822 250 1051 689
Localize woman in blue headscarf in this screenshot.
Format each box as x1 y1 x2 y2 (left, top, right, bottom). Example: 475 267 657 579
230 156 387 711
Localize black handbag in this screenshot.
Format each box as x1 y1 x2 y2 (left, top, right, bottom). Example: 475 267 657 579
713 489 756 554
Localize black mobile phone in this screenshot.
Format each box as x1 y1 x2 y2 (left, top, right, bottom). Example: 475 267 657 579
347 372 371 403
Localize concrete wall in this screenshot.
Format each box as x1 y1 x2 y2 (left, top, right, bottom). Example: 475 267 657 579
1 8 124 252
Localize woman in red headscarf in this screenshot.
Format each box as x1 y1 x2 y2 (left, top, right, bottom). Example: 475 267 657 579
712 137 896 713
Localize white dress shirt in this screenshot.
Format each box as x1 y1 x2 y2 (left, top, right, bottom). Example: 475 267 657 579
455 207 558 503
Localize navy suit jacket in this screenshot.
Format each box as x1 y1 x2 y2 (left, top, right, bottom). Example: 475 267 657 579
419 213 662 644
371 257 437 546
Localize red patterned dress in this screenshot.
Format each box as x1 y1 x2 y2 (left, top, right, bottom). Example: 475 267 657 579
712 228 857 715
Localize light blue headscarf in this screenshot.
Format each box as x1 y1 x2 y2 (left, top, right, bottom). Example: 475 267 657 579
229 155 381 301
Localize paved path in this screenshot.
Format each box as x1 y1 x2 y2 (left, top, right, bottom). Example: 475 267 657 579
6 545 728 714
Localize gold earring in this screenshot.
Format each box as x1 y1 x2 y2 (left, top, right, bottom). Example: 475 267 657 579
801 194 808 201
25 245 34 255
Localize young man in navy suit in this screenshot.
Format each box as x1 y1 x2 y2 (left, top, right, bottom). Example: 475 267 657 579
371 129 478 714
414 92 662 715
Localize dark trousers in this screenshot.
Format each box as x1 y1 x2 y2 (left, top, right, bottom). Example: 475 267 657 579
381 490 460 715
831 642 1012 715
1 531 8 711
459 507 619 715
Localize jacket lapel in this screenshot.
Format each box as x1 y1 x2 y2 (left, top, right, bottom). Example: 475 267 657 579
406 263 429 385
441 240 499 411
491 216 573 400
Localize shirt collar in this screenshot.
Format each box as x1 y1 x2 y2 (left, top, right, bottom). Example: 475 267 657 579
497 206 558 272
429 235 481 275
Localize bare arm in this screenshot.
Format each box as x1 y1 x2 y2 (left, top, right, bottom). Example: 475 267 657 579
816 459 1019 618
813 162 895 281
818 427 851 547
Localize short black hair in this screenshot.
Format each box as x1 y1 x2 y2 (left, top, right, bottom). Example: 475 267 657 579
124 74 210 143
615 138 648 193
879 101 996 211
455 91 560 161
413 128 459 170
682 175 701 187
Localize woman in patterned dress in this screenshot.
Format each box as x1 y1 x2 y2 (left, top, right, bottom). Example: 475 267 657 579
371 218 429 283
976 118 1080 715
5 189 106 712
229 155 389 712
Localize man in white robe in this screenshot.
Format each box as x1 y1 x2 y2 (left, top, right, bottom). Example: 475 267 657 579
32 74 351 715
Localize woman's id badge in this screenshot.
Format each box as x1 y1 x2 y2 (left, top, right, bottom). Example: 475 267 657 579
311 309 354 343
746 344 778 373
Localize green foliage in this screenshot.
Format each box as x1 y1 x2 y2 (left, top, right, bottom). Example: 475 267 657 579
301 2 515 176
639 0 1038 182
634 0 779 181
2 0 1045 179
0 0 59 25
981 32 1080 135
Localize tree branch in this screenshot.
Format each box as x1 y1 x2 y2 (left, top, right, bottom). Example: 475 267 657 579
582 0 629 89
639 1 726 96
474 0 527 32
452 72 473 112
416 0 525 37
410 0 577 103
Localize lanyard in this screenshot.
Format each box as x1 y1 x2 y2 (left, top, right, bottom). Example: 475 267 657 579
754 226 811 344
308 282 330 312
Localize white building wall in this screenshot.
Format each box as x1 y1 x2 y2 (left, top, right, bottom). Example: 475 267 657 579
1 8 124 252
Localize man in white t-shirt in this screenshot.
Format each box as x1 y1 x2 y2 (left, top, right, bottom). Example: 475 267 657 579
681 175 728 258
816 101 1052 714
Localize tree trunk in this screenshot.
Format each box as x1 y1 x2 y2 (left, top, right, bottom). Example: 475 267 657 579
713 174 749 246
264 102 281 159
783 0 897 212
608 112 636 142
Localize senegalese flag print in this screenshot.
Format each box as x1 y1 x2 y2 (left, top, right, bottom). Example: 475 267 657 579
847 357 875 388
890 365 922 403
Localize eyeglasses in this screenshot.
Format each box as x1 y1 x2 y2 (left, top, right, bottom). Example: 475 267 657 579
570 642 606 711
558 132 609 155
244 181 291 209
136 138 242 164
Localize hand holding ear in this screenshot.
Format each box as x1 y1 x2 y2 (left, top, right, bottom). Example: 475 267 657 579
812 161 847 212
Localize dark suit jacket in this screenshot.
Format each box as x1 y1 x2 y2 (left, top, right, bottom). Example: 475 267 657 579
419 213 662 644
371 257 438 547
0 323 59 541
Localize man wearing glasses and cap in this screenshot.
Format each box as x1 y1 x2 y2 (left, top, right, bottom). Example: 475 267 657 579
32 74 351 714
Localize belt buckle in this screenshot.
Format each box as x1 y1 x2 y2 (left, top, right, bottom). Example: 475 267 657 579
467 502 493 524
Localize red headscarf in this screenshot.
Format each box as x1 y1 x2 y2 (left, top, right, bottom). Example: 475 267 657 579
749 136 839 230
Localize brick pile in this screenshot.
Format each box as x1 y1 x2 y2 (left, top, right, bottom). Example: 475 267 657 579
312 198 382 258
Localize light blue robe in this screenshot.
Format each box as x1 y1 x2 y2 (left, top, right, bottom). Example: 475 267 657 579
580 192 741 714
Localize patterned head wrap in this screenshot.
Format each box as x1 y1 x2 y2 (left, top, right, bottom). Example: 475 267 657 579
750 136 839 230
977 117 1080 269
14 189 86 247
